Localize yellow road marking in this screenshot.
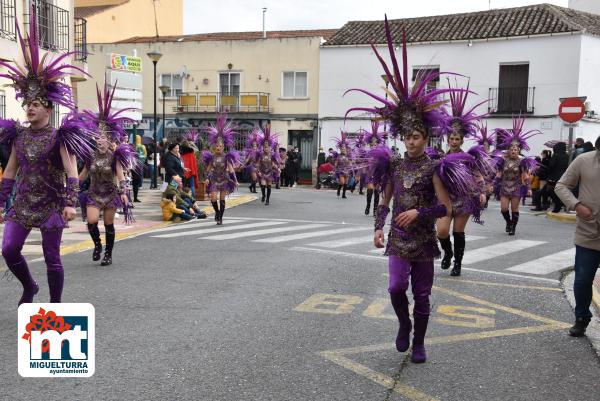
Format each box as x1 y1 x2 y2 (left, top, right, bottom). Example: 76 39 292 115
434 305 496 329
294 293 363 315
437 277 562 292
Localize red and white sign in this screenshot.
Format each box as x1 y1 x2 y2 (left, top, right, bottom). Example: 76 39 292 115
559 97 585 123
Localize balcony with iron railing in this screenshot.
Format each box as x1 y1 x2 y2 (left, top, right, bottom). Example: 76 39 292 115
25 0 69 53
488 87 535 115
174 92 271 114
74 17 87 62
0 0 16 41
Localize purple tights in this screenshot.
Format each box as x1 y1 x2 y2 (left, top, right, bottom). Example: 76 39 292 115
2 220 64 304
388 255 434 348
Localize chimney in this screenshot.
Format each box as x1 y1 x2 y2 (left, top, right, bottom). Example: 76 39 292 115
262 8 267 39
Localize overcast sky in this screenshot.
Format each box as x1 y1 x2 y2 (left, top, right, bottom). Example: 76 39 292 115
183 0 569 34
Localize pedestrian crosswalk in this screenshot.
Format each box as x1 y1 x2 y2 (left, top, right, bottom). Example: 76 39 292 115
147 218 576 277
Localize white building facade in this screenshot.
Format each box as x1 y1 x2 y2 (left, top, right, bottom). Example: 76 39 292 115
319 4 600 155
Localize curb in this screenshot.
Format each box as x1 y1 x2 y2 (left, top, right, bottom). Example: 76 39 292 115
546 211 577 223
563 271 600 357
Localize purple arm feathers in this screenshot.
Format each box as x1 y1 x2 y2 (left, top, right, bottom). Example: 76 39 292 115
56 113 95 162
0 119 18 148
367 145 393 188
113 143 140 174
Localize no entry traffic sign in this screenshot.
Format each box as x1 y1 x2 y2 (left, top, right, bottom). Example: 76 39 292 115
559 97 586 123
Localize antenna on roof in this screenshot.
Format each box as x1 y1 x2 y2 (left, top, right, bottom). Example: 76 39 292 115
489 0 492 10
262 8 267 39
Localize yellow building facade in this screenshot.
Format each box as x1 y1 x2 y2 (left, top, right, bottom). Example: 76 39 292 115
0 0 87 124
74 0 183 43
77 30 335 182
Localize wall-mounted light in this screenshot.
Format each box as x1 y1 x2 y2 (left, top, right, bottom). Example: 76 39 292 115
258 75 262 80
203 78 209 85
467 40 473 47
227 63 233 70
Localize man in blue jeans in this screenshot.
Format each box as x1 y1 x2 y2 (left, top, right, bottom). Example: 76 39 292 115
555 136 600 336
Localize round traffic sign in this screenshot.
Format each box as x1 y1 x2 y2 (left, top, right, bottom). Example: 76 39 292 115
559 98 585 123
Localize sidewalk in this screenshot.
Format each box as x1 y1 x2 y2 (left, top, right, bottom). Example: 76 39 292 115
0 186 256 263
546 210 577 223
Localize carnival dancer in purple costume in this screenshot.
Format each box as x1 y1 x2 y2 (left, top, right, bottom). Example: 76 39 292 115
243 128 262 194
362 121 386 215
0 7 93 305
471 122 497 208
435 80 493 276
346 17 476 363
333 132 353 199
352 132 367 196
494 116 539 236
202 114 240 225
257 124 281 206
78 83 138 266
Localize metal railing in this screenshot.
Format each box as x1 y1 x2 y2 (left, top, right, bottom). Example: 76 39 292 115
0 0 16 41
74 17 87 62
488 87 535 114
174 92 271 113
25 0 69 53
0 91 6 119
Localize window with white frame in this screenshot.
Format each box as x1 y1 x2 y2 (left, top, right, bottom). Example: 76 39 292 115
160 73 184 98
282 71 308 98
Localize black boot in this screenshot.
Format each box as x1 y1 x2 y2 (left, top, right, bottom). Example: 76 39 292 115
373 189 380 216
211 200 219 222
365 189 373 215
265 186 271 205
337 184 342 197
568 317 591 337
438 236 453 270
87 223 102 261
509 212 519 236
451 232 465 276
101 224 115 266
342 184 347 198
260 185 266 202
218 200 226 225
501 210 511 233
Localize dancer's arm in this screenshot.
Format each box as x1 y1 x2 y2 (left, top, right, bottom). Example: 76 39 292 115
374 181 393 248
78 166 88 182
0 145 19 223
60 145 78 221
115 162 129 205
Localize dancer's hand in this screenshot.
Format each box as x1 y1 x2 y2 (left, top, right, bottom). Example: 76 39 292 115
62 206 76 222
480 193 487 207
395 209 418 228
121 194 129 205
374 229 385 248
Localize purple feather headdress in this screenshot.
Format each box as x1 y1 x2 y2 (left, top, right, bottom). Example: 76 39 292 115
344 15 461 139
353 132 367 150
496 116 541 151
471 122 496 147
0 5 88 110
186 128 200 143
437 79 488 140
334 131 351 150
204 113 237 148
245 127 262 150
82 82 133 144
258 124 278 149
363 120 385 146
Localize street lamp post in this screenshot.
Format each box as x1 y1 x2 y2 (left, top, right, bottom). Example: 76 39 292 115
147 50 162 189
159 84 170 160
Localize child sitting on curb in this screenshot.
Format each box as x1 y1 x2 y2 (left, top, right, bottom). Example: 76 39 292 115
161 193 194 222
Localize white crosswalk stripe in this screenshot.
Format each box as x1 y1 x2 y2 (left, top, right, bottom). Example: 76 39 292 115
507 248 575 275
151 221 286 238
308 235 374 248
199 224 327 241
254 227 371 243
151 219 244 234
461 240 546 265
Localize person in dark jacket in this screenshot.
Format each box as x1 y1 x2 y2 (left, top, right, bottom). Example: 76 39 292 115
545 142 570 213
163 143 185 185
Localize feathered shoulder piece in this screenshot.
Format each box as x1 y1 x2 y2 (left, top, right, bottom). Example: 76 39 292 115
520 156 539 173
466 145 495 178
82 82 133 144
425 146 443 160
225 150 241 167
113 143 139 173
435 152 477 200
0 5 88 109
201 150 214 166
437 79 487 139
344 16 463 139
367 145 394 188
56 112 95 162
0 119 19 148
495 116 541 151
205 113 237 148
472 122 496 148
258 124 279 149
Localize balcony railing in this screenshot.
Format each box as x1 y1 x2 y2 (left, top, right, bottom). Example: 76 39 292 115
0 90 6 119
0 0 16 41
25 0 69 53
174 92 271 113
488 87 535 114
74 17 87 61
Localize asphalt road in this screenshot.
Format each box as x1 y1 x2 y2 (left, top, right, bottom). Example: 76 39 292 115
1 187 599 401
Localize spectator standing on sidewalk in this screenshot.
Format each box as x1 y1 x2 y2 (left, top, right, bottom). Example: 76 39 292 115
180 138 199 199
546 142 569 213
164 143 185 185
292 147 302 187
571 137 585 162
555 135 600 337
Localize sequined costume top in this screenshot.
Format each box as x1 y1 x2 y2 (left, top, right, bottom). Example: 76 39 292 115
86 149 121 210
258 151 277 183
245 149 260 173
7 125 67 230
207 154 236 193
385 153 441 261
499 157 522 198
335 154 352 178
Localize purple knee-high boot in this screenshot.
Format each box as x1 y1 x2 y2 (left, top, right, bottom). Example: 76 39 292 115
388 256 412 352
410 259 434 363
411 313 429 363
2 221 39 306
41 229 64 303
